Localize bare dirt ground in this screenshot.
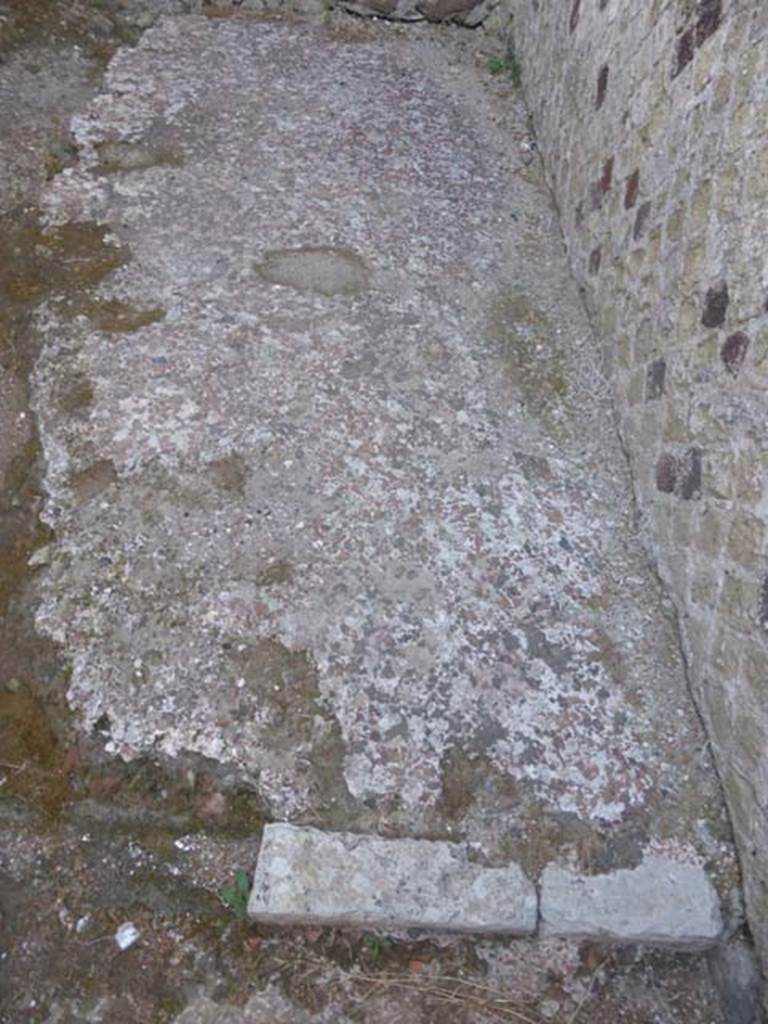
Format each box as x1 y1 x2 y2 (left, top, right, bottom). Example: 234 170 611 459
0 3 759 1022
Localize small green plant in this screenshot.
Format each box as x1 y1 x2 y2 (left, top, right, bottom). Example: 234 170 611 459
220 868 250 920
45 141 79 181
363 933 388 961
487 42 522 88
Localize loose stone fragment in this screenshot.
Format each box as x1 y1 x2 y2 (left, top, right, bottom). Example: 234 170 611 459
540 857 723 947
114 921 140 950
248 824 537 934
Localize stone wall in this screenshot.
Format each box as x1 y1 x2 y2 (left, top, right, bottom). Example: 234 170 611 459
504 0 768 972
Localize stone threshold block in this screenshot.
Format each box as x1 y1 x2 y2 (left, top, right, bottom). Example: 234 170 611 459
248 824 538 935
540 857 723 948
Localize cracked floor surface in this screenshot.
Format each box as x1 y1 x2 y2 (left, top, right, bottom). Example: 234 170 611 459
33 13 736 871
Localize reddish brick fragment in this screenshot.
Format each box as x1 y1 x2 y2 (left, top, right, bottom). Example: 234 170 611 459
569 0 580 32
633 201 651 241
695 0 721 45
599 156 614 194
702 282 729 328
656 453 677 494
596 65 609 109
721 332 749 376
673 28 695 77
625 169 640 210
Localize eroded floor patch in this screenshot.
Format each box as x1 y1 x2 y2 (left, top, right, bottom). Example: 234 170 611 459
256 247 370 295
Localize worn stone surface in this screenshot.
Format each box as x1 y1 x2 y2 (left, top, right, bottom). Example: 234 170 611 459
709 939 764 1024
28 15 737 893
174 989 347 1024
248 823 537 932
541 857 723 948
339 0 495 24
505 0 768 979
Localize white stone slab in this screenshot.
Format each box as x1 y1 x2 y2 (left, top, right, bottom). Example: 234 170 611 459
540 856 723 947
248 824 537 934
174 990 346 1024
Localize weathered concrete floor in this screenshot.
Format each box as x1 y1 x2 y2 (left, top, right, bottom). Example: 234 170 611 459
31 14 735 887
